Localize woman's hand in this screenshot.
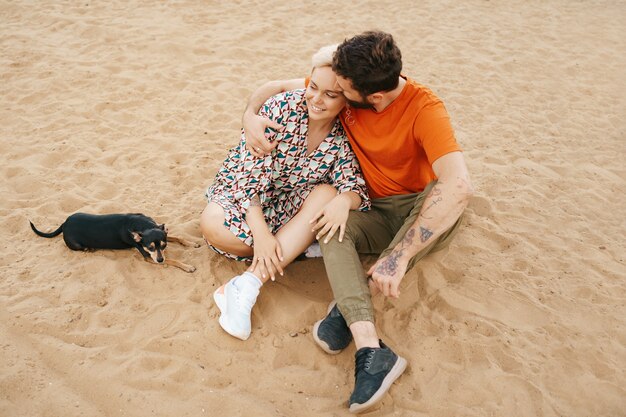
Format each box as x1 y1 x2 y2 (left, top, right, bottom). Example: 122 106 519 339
310 193 353 244
243 113 282 157
247 229 284 281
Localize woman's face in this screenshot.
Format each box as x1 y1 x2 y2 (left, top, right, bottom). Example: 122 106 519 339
305 66 346 122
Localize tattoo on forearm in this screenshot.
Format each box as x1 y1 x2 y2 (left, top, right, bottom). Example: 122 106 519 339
376 249 405 276
419 200 439 218
419 226 433 243
401 228 415 247
426 185 443 199
420 185 443 219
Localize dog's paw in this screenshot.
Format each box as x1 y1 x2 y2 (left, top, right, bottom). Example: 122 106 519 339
185 265 197 273
193 242 201 248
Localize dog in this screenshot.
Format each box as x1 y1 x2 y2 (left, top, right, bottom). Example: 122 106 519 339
29 213 199 272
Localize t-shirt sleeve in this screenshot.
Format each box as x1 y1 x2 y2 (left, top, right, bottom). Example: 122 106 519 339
413 100 462 164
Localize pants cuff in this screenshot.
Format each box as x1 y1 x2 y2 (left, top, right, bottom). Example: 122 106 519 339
340 306 375 326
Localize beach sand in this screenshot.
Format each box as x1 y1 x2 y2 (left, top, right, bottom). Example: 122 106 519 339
1 1 625 416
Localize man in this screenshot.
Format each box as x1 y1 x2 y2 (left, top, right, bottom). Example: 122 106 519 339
242 31 473 413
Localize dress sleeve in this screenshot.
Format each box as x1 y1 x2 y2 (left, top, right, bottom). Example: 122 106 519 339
230 135 273 215
329 136 371 211
230 94 284 214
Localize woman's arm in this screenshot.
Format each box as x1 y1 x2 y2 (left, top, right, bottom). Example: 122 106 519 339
310 137 371 243
244 195 284 280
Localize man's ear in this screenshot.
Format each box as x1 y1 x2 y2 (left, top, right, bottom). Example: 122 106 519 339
130 231 142 242
368 92 384 104
159 224 168 234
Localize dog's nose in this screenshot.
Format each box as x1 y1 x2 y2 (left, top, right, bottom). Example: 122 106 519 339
157 257 164 263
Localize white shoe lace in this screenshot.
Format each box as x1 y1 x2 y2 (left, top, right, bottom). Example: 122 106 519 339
233 279 258 315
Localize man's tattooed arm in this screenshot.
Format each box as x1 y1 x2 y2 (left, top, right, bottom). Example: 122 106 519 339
370 152 473 297
391 168 474 260
374 249 406 277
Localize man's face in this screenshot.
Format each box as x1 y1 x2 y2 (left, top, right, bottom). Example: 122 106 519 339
335 76 375 110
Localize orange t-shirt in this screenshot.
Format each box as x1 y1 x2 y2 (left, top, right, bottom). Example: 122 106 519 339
337 77 461 198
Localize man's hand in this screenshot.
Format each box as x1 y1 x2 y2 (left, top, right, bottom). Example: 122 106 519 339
243 113 282 157
367 249 409 298
240 78 305 157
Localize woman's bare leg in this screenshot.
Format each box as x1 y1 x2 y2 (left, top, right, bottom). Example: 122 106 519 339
201 184 338 279
249 184 337 282
209 184 338 341
200 203 253 258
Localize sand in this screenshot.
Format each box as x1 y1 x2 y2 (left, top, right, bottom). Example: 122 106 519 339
1 1 625 416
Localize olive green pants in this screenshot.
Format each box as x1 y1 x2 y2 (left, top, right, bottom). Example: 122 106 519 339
319 181 463 325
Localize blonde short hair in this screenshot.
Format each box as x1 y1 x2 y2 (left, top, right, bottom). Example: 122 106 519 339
311 44 339 69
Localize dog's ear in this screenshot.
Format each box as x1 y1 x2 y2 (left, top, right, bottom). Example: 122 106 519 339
130 231 142 242
159 224 168 234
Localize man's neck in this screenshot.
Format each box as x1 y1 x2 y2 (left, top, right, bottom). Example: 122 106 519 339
373 77 406 112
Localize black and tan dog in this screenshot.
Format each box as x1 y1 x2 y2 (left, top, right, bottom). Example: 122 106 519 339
30 213 198 272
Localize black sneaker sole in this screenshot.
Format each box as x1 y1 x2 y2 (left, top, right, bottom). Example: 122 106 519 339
312 301 344 355
348 355 408 414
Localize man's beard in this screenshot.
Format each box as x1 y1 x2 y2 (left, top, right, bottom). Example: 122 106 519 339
346 97 375 110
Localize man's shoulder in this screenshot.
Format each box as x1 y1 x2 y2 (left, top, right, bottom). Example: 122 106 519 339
403 77 444 107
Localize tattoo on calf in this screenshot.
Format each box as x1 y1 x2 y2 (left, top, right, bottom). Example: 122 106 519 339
420 226 433 243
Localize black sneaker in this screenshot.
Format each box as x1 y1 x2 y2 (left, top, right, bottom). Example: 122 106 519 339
312 301 352 354
348 341 407 413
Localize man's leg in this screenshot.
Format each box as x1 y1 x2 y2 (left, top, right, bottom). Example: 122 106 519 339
318 202 410 414
319 183 464 338
319 185 465 413
319 203 397 325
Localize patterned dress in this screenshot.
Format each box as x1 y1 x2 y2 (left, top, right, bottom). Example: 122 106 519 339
205 89 370 260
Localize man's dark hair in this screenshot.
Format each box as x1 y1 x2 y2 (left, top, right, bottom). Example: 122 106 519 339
332 31 402 98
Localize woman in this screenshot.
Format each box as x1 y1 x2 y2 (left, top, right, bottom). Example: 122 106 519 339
200 45 370 340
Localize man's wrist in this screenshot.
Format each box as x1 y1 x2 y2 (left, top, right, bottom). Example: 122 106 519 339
391 245 413 263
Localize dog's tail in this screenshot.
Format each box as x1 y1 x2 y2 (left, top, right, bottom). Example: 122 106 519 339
29 221 64 238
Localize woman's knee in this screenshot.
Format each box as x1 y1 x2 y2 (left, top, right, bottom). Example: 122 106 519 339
199 203 226 242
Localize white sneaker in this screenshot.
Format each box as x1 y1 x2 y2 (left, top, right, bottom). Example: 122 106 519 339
305 241 322 258
213 272 262 340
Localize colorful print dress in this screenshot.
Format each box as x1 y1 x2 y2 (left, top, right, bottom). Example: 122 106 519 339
205 89 370 260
